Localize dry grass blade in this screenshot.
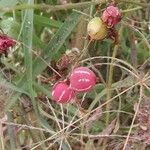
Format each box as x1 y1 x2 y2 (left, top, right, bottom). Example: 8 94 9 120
123 85 144 150
85 105 102 130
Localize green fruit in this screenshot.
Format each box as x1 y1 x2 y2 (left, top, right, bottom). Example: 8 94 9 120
87 17 108 40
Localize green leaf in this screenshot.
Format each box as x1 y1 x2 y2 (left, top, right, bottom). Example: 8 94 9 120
5 93 21 112
0 0 17 16
34 82 51 98
0 74 28 95
34 14 62 28
33 33 47 49
6 12 81 114
32 11 81 77
21 0 53 131
0 17 20 38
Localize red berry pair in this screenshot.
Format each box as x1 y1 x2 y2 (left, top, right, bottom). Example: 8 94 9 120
52 67 96 103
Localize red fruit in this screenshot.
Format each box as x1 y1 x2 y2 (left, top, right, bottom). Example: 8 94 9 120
70 67 96 92
52 81 75 103
0 34 15 54
101 5 121 28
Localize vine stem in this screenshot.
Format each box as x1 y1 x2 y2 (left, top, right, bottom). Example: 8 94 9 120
0 0 149 13
105 44 119 125
102 27 122 149
102 45 119 150
72 39 92 70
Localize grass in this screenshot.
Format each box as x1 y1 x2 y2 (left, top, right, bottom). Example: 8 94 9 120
0 0 150 149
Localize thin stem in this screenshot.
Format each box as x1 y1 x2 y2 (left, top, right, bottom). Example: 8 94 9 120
72 39 92 69
46 98 62 130
72 133 140 140
102 44 119 150
102 27 122 149
121 6 142 13
105 44 119 125
123 85 143 150
104 27 124 126
7 111 16 150
118 0 150 7
0 0 149 13
0 2 99 13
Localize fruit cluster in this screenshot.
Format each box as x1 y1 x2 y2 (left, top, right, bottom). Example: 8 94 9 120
87 5 121 40
52 67 96 103
51 5 121 104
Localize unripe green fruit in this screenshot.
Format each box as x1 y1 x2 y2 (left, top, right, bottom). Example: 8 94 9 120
87 17 108 40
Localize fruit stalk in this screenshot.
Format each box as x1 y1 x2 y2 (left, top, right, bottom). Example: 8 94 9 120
102 27 122 149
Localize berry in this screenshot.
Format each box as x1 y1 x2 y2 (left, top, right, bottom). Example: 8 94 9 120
101 5 121 28
70 67 96 92
87 17 108 40
0 34 15 55
52 81 75 103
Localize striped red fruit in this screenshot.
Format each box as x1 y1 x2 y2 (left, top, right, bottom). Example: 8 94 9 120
52 81 75 103
70 67 96 92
